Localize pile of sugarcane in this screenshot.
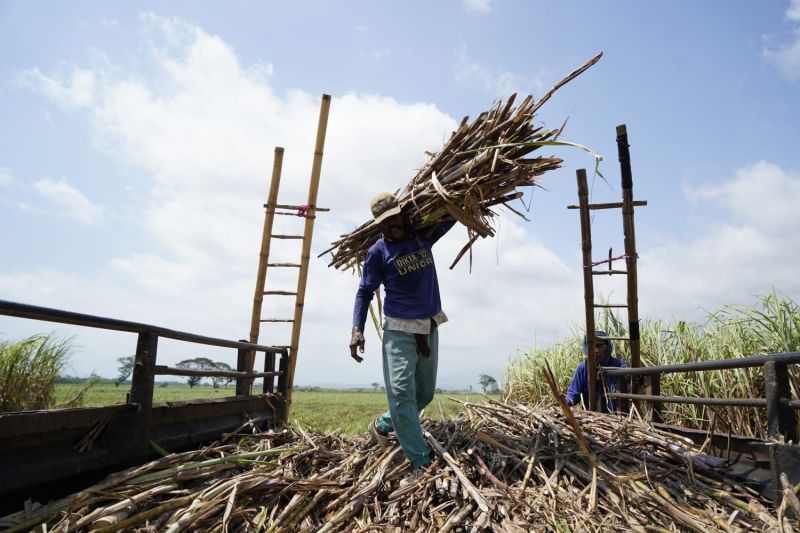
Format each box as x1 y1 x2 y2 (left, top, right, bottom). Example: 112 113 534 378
322 53 603 271
2 399 788 532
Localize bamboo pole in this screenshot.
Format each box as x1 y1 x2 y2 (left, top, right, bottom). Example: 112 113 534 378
247 147 285 392
617 125 641 379
576 169 597 411
286 94 331 413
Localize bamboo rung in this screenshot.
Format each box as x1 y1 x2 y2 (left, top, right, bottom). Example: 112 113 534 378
567 200 647 210
594 303 628 308
261 318 295 323
592 270 628 276
267 263 301 268
598 336 631 341
271 235 304 239
264 203 330 211
263 291 298 295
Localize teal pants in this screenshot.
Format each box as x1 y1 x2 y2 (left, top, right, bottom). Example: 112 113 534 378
376 327 438 467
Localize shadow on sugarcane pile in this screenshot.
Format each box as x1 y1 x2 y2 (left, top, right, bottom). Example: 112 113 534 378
1 397 788 532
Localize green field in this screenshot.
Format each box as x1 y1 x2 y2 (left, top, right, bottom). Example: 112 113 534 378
54 384 495 435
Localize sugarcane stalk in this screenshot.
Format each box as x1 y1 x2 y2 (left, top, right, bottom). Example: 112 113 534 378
425 431 490 513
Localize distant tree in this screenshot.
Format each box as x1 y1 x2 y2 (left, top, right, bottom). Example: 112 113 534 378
211 361 234 389
176 358 209 388
114 356 135 387
371 382 381 391
175 357 235 388
478 374 499 394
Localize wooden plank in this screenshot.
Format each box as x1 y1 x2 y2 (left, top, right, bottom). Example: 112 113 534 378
0 404 134 440
770 444 800 506
277 352 289 420
263 351 275 394
129 331 158 460
265 203 330 212
607 392 768 407
566 200 647 210
0 299 285 354
286 94 331 415
576 169 597 411
645 374 662 423
592 269 627 275
604 352 800 376
261 318 294 323
0 397 285 506
593 303 628 308
236 342 249 395
263 290 297 295
271 234 304 239
765 361 798 442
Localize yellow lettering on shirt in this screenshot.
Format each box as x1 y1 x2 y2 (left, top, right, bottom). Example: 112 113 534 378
394 249 433 276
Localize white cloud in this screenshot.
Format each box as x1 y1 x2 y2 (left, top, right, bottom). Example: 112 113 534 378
788 0 800 21
764 30 800 81
17 67 97 109
764 1 800 81
688 161 800 234
463 0 492 14
33 178 104 224
639 161 800 319
0 167 12 186
369 49 390 60
454 43 545 96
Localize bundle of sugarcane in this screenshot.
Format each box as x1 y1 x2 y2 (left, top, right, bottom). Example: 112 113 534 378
2 401 785 531
322 53 603 271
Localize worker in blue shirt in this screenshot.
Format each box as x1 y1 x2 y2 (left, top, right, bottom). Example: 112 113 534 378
349 192 455 478
565 330 629 412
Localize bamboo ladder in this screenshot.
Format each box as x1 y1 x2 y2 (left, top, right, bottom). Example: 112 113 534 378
247 94 331 414
569 124 646 411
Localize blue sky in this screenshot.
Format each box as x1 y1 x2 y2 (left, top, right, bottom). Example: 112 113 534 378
1 1 799 389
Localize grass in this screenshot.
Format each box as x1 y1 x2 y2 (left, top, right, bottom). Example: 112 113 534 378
506 290 800 439
286 389 493 435
0 334 75 412
54 383 496 436
54 382 241 407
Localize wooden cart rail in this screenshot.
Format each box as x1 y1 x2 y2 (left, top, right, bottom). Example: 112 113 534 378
602 351 800 504
0 298 290 458
603 351 800 442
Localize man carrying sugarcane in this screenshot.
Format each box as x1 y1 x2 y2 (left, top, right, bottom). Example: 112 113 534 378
566 330 629 412
349 192 455 477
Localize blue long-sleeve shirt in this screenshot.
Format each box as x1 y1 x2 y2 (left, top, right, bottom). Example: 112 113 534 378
565 356 628 412
352 221 455 331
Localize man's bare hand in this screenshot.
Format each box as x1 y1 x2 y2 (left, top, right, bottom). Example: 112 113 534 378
350 326 365 363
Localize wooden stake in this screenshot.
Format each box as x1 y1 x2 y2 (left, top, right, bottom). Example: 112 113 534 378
286 94 331 412
577 169 598 411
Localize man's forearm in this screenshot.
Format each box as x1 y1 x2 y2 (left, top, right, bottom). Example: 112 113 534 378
352 290 372 332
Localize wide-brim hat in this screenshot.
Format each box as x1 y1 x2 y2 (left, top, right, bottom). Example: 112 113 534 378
370 192 402 224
